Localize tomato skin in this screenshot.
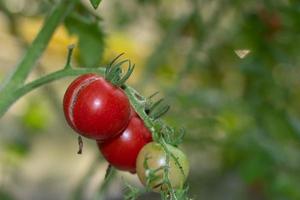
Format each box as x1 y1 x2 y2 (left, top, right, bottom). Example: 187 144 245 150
63 74 131 140
130 107 138 118
136 142 189 192
98 117 152 172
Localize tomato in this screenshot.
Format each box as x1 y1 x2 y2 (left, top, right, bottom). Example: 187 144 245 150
63 74 131 140
97 116 152 172
130 106 138 118
136 142 189 192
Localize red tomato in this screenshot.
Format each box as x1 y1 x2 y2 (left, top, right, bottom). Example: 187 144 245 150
97 116 152 172
130 106 138 118
63 74 131 141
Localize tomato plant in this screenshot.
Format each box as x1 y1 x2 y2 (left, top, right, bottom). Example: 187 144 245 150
136 142 189 192
0 0 191 199
98 116 152 173
63 73 131 140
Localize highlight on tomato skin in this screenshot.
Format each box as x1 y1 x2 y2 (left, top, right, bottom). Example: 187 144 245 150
97 116 152 173
136 142 189 192
63 74 131 141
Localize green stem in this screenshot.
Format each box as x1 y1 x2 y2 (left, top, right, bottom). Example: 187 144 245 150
2 0 79 89
123 86 158 138
18 68 106 97
93 167 117 200
0 67 105 117
0 0 80 117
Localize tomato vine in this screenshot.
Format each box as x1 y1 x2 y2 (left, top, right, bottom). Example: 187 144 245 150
0 0 190 199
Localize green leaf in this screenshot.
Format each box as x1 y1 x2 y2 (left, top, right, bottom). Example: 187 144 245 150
65 15 105 68
90 0 102 9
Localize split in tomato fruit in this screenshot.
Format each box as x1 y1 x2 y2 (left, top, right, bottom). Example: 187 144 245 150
136 142 189 192
98 116 152 173
63 74 131 141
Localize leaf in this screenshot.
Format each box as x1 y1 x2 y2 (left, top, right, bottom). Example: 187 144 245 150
150 105 170 119
65 15 105 68
90 0 102 9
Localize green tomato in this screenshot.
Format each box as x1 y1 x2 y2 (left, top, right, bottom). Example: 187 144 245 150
136 142 189 192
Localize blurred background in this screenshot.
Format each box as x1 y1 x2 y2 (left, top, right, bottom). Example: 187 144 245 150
1 0 300 199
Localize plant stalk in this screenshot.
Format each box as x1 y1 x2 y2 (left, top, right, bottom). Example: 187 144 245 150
0 0 80 116
0 67 105 117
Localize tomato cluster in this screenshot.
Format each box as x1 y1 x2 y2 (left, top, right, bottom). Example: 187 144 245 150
63 74 152 172
63 73 189 192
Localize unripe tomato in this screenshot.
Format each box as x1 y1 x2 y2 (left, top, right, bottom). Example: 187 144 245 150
63 74 131 140
98 116 152 172
136 142 189 192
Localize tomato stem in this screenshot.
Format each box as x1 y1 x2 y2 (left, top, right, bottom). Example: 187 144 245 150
0 0 80 91
123 86 160 140
65 44 76 69
0 0 80 117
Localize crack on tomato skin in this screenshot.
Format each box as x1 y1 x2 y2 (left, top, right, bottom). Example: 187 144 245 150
69 76 101 128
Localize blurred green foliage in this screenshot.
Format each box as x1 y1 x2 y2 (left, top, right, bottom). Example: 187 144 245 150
65 13 105 68
1 0 300 199
0 190 14 200
22 101 49 132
